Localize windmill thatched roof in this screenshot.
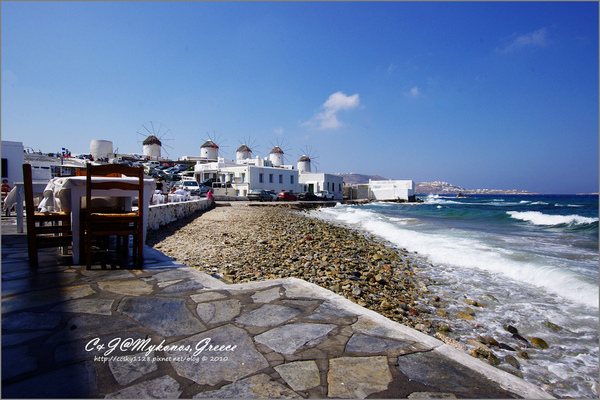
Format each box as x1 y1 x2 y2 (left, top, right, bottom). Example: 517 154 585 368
143 135 161 146
269 146 284 154
298 155 311 162
201 140 219 149
237 144 252 153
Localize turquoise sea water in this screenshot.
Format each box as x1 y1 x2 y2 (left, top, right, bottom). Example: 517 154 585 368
310 194 599 398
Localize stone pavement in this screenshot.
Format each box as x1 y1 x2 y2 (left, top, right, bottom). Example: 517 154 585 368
1 227 553 399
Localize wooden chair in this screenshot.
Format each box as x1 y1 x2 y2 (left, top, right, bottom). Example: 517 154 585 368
84 164 144 269
22 163 72 267
76 168 120 177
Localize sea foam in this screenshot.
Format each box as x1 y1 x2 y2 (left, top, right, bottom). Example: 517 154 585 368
317 205 599 308
507 211 598 226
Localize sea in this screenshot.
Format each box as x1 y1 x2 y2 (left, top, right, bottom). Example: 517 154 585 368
308 194 599 399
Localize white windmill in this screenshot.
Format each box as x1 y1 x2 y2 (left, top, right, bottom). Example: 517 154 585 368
297 146 320 173
200 132 227 161
268 139 291 167
235 137 258 162
137 122 174 160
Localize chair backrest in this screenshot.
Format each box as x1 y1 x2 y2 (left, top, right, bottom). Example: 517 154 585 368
85 164 144 219
22 163 37 230
77 168 120 177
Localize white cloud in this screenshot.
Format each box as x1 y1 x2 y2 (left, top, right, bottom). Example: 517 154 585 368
498 28 549 53
387 63 397 74
408 86 420 97
274 127 284 135
304 91 360 129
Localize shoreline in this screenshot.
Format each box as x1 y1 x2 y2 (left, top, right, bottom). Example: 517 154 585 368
146 203 555 386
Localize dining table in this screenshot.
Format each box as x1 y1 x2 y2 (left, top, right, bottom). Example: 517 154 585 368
38 175 156 265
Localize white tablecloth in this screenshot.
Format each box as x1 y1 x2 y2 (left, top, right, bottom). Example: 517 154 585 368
9 181 51 233
39 176 156 264
151 191 165 205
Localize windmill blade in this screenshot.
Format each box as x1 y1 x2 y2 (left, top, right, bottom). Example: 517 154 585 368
298 145 319 160
143 124 153 136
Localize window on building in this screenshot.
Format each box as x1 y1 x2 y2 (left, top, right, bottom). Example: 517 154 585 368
269 174 273 183
241 173 246 182
1 159 7 178
279 174 283 184
290 175 294 185
339 183 342 192
259 173 264 183
327 182 330 191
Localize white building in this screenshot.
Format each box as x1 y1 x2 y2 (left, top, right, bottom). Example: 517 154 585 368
192 144 344 200
369 179 415 201
295 154 344 200
193 157 300 197
298 172 344 200
1 141 24 186
25 154 88 180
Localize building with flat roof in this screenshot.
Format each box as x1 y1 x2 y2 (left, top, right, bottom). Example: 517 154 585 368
193 157 300 197
369 179 415 201
298 172 344 200
192 142 345 199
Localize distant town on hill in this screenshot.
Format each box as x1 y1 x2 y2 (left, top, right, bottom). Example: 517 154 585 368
335 173 536 195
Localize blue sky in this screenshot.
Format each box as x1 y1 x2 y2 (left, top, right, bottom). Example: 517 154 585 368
2 1 598 193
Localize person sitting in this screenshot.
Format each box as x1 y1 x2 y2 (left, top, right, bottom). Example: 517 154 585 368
173 187 188 196
1 179 11 215
1 179 10 193
168 186 189 201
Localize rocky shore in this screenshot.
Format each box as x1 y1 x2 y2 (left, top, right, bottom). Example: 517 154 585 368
147 204 440 330
146 203 546 380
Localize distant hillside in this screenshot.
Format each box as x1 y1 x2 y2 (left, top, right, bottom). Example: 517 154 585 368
416 181 536 195
416 181 468 194
334 173 388 185
337 174 536 195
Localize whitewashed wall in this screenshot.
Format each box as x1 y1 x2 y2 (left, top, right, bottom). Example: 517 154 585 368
1 141 24 186
299 172 345 200
147 198 212 230
369 180 415 201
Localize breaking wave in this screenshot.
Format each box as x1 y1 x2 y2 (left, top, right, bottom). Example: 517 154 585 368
507 211 598 226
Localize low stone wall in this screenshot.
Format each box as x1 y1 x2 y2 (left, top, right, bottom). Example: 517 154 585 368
147 198 212 230
214 195 247 201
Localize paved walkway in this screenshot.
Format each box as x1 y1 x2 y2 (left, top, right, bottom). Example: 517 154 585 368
1 222 553 399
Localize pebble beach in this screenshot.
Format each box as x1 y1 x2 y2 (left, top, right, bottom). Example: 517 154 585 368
146 202 570 393
147 204 442 333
